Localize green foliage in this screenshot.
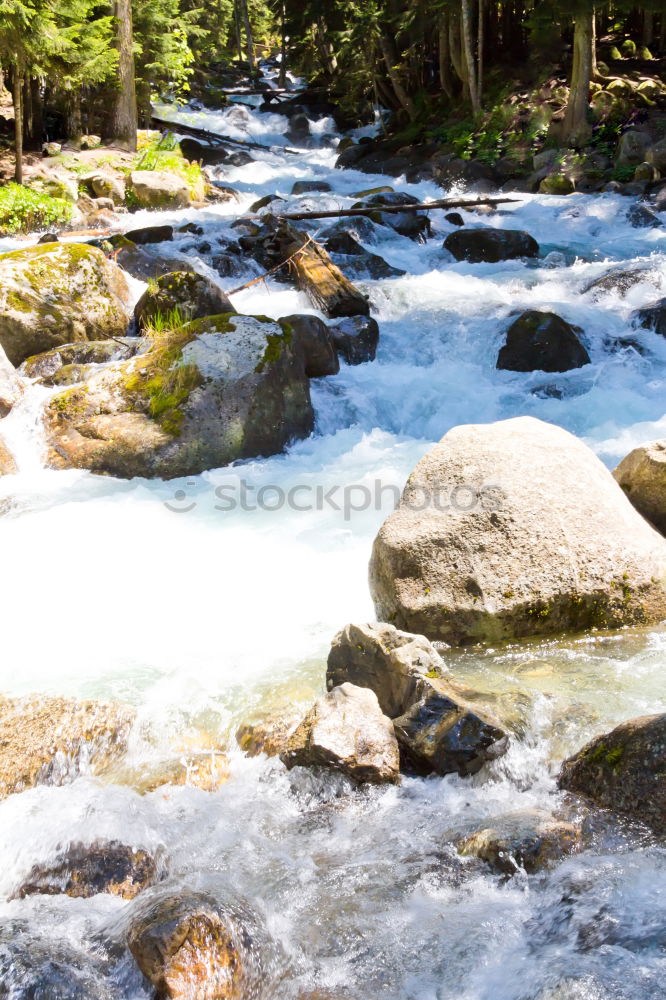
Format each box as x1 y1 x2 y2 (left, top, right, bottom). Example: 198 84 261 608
611 163 636 182
132 133 204 195
0 183 72 235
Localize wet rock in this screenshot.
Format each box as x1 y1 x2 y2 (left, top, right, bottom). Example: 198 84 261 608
0 930 118 1000
0 695 135 800
626 203 662 228
319 217 384 246
178 222 205 236
635 296 666 335
236 709 304 758
583 263 661 299
539 174 575 195
179 137 229 166
226 150 254 167
291 180 332 195
124 224 174 245
0 437 16 476
613 439 666 534
211 252 242 278
326 623 509 777
457 810 581 875
445 212 464 227
129 170 193 210
249 194 285 213
110 237 198 282
497 310 590 373
559 714 666 834
286 113 312 144
15 841 160 900
444 228 539 263
45 313 314 479
127 888 257 1000
281 683 400 784
20 339 140 380
363 192 430 240
134 271 234 331
647 137 666 172
283 313 339 377
369 416 666 645
0 243 131 367
329 244 405 281
329 315 379 365
0 342 23 416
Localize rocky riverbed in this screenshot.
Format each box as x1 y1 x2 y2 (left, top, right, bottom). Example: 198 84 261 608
1 67 666 1000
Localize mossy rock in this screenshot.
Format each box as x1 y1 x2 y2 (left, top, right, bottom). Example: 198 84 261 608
621 39 637 57
0 243 131 367
134 271 234 331
45 313 314 479
539 173 575 195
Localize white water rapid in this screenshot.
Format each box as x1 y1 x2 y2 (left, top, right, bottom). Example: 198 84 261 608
1 70 666 999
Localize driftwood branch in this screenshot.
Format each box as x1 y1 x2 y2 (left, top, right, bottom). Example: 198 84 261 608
263 197 519 223
226 233 319 295
150 115 301 156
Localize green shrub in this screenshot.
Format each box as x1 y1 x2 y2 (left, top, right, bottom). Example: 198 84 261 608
612 163 636 183
0 183 73 235
621 39 637 57
132 133 204 196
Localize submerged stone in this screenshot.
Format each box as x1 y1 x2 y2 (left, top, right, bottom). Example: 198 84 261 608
15 841 161 900
497 310 590 373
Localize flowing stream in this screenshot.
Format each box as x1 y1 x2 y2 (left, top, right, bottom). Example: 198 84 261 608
1 72 666 999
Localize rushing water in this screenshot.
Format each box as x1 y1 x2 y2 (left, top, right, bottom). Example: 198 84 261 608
1 72 666 999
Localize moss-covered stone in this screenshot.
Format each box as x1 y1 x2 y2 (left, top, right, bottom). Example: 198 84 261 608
45 312 314 479
0 243 131 366
134 271 234 331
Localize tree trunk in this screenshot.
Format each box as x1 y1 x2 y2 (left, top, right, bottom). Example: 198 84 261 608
315 21 337 76
239 0 256 71
379 33 416 117
477 0 485 107
644 9 654 46
233 0 244 63
66 88 83 146
278 2 287 87
461 0 480 112
438 12 455 99
110 0 137 151
13 61 23 184
563 9 593 145
29 76 43 148
449 11 466 87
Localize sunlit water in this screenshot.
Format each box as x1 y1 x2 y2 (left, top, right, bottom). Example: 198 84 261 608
1 73 666 999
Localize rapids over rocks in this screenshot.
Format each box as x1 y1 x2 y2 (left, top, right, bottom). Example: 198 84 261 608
1 65 666 1000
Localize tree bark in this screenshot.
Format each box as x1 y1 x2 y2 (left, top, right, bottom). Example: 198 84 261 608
239 0 256 71
438 12 455 99
478 0 485 106
379 33 416 117
66 88 83 145
449 11 466 87
461 0 480 112
110 0 137 151
644 9 654 46
13 61 23 183
278 2 287 87
233 0 244 63
563 9 593 145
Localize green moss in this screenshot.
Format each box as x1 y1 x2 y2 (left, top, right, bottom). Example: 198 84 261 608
131 133 204 198
123 322 203 437
621 39 637 57
0 184 72 235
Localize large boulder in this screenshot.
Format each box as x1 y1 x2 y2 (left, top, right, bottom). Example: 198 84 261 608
282 314 339 377
497 310 590 372
647 137 666 172
127 888 260 1000
0 695 134 800
444 228 539 263
0 342 23 416
369 416 666 645
129 170 192 210
559 714 666 834
613 439 666 534
457 810 581 875
0 243 131 367
14 841 160 901
326 623 510 776
82 169 126 205
134 271 234 331
281 683 400 784
45 313 314 479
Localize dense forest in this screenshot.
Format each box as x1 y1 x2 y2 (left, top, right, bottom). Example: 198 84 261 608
2 1 666 173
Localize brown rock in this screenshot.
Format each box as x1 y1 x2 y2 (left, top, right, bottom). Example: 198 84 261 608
457 809 581 875
14 840 160 900
281 683 400 784
0 695 135 800
236 710 303 758
613 439 666 535
0 436 16 476
128 890 250 1000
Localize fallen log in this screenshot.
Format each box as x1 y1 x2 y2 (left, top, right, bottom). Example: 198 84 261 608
150 115 301 156
255 218 370 318
265 196 520 223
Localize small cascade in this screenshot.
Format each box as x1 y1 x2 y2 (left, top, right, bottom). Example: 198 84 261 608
0 381 53 476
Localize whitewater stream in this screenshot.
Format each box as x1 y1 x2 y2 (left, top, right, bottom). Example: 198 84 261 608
1 70 666 998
